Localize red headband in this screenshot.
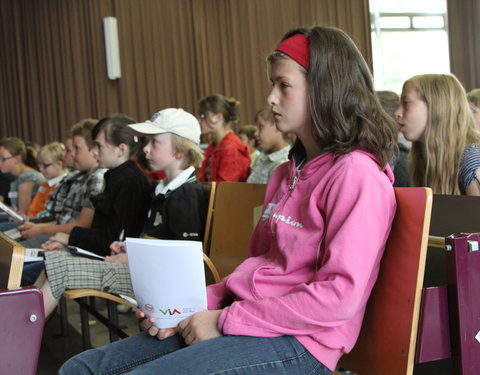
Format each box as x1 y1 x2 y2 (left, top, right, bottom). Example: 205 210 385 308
275 33 310 70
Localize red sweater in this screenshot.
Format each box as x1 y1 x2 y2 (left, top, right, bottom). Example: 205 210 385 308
200 132 251 183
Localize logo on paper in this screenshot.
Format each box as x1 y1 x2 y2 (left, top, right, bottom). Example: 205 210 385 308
159 308 181 316
144 304 155 313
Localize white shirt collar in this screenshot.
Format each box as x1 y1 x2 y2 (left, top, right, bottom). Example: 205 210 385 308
155 166 196 196
47 173 67 187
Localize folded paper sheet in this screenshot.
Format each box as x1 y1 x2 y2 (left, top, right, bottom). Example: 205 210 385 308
125 238 207 328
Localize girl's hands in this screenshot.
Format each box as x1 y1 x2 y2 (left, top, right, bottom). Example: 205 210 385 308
110 241 126 255
42 241 67 251
136 309 179 340
49 232 70 246
178 310 223 346
105 252 128 264
19 222 44 239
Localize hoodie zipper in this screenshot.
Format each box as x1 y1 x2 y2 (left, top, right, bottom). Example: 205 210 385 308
289 160 304 190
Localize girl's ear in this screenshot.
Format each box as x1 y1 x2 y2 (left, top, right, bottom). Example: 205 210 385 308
210 112 223 125
117 143 128 157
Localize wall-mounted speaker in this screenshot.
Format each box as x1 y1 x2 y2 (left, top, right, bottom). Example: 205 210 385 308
103 17 121 80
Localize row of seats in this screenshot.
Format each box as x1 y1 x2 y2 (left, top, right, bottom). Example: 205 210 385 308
1 184 479 374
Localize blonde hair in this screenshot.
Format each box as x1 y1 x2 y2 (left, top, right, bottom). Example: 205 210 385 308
170 133 204 170
406 74 480 194
37 142 65 164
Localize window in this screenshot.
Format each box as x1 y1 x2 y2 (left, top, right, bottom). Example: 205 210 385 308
370 0 450 93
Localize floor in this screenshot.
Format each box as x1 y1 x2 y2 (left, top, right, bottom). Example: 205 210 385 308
37 298 140 374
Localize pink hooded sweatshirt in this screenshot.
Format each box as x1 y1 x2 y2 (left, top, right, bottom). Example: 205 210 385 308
207 149 396 371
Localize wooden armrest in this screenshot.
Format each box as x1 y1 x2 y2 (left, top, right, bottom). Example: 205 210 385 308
63 289 137 309
428 235 445 248
203 253 220 284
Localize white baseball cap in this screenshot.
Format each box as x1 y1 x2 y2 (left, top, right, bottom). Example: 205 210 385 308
128 108 201 144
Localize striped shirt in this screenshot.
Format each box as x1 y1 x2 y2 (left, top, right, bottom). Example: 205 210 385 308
458 144 480 195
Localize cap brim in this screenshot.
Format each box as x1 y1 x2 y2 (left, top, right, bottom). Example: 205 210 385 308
127 122 166 135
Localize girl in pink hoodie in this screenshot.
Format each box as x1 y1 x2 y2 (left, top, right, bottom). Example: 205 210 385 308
61 26 398 375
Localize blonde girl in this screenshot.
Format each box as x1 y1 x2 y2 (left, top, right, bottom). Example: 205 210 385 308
396 74 480 195
27 142 68 218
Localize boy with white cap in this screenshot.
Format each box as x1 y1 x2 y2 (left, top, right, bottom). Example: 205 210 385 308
34 108 207 317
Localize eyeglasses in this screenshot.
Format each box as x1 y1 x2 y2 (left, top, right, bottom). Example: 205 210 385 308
37 162 53 169
0 156 13 162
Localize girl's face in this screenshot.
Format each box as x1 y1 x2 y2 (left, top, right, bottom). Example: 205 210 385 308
38 159 63 180
198 111 220 135
143 133 178 172
395 83 429 142
0 146 18 174
93 131 124 169
267 58 310 140
469 102 480 130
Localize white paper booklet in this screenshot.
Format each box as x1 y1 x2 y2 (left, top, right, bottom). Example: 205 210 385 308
0 201 23 222
125 238 207 329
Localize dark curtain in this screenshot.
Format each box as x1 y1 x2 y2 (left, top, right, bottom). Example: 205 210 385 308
447 0 480 91
0 0 371 144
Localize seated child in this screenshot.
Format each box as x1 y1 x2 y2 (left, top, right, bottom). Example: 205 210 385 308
467 88 480 129
238 124 260 165
27 142 69 218
198 94 251 182
34 108 206 317
0 137 45 223
19 119 105 246
247 107 291 183
19 119 106 284
44 115 153 256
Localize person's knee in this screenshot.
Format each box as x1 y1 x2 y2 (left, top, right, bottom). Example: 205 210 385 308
59 353 91 374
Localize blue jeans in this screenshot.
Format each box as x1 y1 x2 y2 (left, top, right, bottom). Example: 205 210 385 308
0 220 19 231
21 261 44 286
60 332 330 374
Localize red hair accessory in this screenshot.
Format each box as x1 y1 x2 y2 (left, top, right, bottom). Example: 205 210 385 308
275 33 310 70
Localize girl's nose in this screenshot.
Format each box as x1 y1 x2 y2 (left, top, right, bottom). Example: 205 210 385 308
267 89 277 107
394 106 402 120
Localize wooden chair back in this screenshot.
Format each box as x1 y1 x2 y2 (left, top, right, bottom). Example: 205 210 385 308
201 181 216 253
0 231 24 288
337 187 433 375
207 182 267 281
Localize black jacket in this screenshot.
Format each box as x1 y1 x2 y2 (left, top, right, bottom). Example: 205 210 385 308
69 160 153 256
142 178 206 242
